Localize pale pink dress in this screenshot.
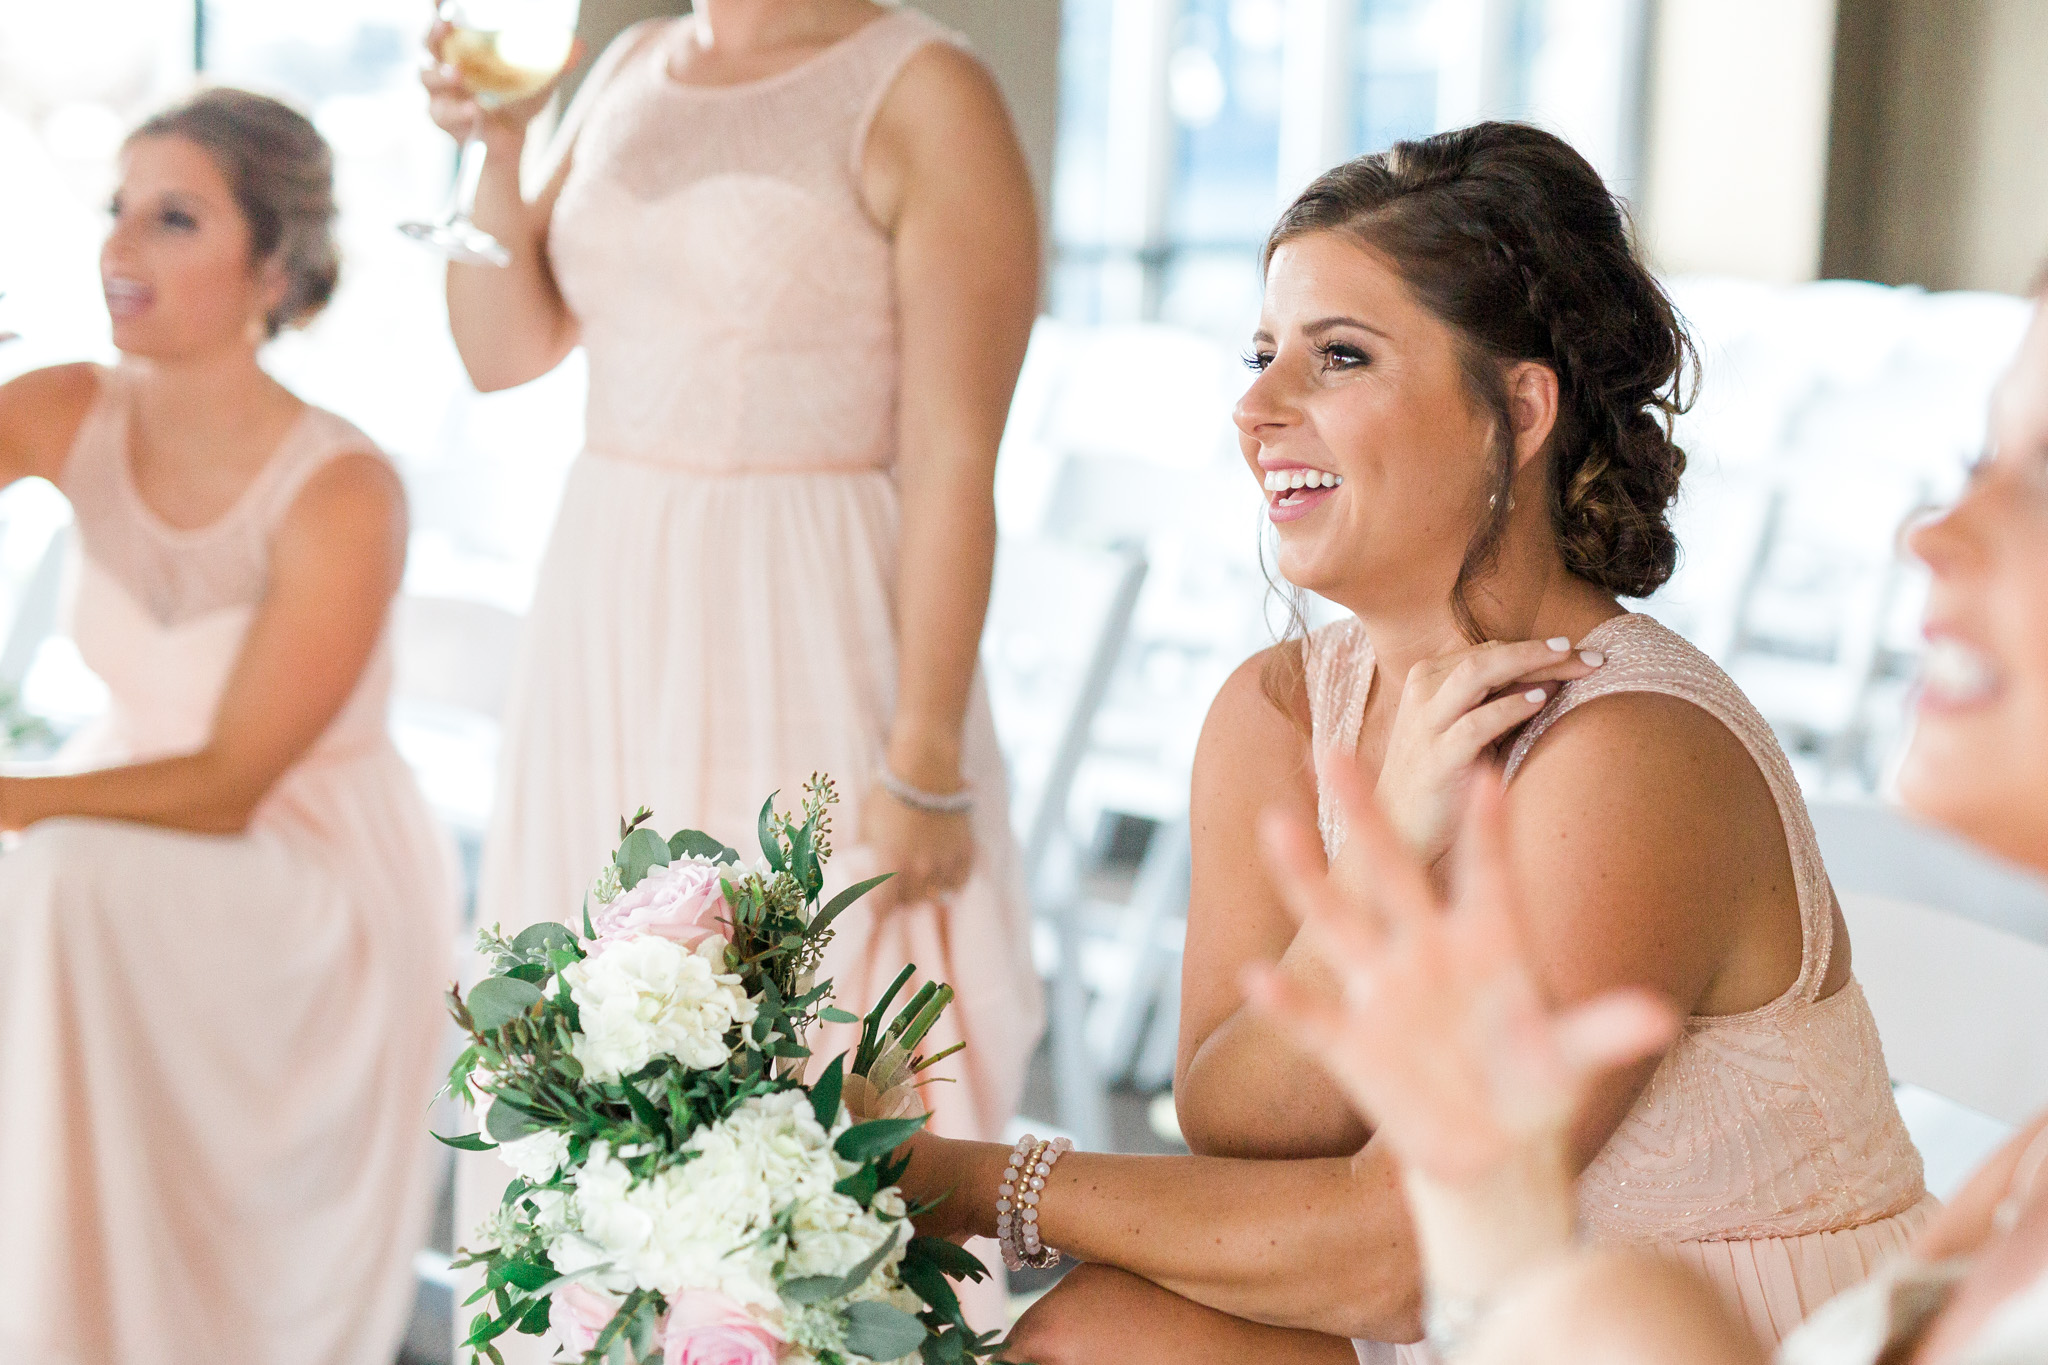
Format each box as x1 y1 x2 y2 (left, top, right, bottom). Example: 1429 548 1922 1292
0 365 459 1365
458 9 1039 1349
1306 613 1937 1362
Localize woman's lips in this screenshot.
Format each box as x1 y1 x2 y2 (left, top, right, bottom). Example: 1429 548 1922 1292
1267 482 1340 523
103 277 154 319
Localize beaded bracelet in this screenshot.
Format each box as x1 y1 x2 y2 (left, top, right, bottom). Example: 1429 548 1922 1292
878 765 974 816
996 1133 1071 1271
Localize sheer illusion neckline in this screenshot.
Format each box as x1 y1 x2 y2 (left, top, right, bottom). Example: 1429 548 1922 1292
113 384 314 542
660 10 897 96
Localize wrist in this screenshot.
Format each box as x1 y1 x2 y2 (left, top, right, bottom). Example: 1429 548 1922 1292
1400 1136 1577 1303
883 728 963 794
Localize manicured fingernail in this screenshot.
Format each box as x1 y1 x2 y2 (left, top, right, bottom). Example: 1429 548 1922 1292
1546 636 1571 651
1524 688 1547 703
1580 649 1605 666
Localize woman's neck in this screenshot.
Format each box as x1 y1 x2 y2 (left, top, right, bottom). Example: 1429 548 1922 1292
1343 534 1622 719
691 0 872 52
124 346 295 466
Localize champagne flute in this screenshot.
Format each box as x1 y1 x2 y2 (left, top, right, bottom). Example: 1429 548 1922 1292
401 0 580 267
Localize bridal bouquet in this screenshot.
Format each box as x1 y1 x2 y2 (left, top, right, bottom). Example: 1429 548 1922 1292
439 778 1000 1365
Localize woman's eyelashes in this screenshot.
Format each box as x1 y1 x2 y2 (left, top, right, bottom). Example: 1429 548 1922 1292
106 196 200 233
1240 341 1370 373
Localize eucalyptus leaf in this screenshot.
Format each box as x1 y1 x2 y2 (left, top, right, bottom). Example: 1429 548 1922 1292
670 829 741 865
758 794 785 872
834 1114 929 1164
495 1258 553 1292
812 873 895 937
810 1054 846 1129
432 1129 498 1152
841 1300 928 1361
615 827 671 891
512 921 578 958
468 976 545 1031
485 1098 543 1143
820 1006 860 1024
780 1226 900 1303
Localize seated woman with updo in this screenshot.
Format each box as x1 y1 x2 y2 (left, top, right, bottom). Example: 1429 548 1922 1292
898 122 1930 1363
0 89 455 1365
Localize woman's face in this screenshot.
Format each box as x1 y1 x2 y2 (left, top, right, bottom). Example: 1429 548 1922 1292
100 135 276 360
1234 232 1499 610
1897 302 2048 871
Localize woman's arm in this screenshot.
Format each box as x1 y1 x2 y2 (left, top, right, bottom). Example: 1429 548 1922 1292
928 692 1778 1336
0 453 406 834
1176 651 1370 1158
855 44 1038 909
429 20 654 392
0 364 99 488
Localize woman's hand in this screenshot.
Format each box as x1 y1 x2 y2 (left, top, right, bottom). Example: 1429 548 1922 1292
860 784 976 915
420 17 583 155
1247 751 1676 1185
1376 637 1604 863
898 1131 999 1245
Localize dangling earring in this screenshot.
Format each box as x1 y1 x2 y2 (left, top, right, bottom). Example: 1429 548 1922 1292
1488 490 1518 513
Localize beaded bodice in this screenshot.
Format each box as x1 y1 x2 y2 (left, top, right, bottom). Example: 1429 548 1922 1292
1304 612 1926 1241
547 8 957 474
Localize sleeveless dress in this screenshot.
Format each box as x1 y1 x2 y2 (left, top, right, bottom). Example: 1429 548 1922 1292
0 365 459 1365
1305 613 1937 1362
459 10 1039 1350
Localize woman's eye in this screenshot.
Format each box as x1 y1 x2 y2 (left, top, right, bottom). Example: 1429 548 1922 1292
160 209 197 231
1316 342 1368 370
1242 349 1274 372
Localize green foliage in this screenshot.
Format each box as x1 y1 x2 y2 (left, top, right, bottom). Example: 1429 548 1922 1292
445 776 1001 1365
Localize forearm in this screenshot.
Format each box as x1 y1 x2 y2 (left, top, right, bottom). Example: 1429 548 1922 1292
886 465 996 789
950 1139 1425 1340
2 752 269 836
445 135 576 392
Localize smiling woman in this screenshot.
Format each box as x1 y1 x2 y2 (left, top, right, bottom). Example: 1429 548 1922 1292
887 122 1928 1365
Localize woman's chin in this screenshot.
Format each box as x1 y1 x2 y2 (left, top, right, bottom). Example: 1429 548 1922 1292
1896 717 2048 872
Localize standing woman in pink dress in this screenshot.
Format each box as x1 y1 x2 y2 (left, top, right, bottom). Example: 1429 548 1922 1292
423 0 1043 1321
0 90 456 1364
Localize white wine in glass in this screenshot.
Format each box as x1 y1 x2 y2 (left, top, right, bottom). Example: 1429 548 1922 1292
400 0 580 267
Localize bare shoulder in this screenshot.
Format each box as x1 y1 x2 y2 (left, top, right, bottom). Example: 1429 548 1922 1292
864 36 1027 228
1192 645 1316 820
274 451 408 577
1509 688 1775 832
0 363 102 482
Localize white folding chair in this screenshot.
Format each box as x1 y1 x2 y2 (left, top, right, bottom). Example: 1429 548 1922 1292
388 591 524 916
983 535 1148 1149
0 521 69 695
1841 890 2048 1197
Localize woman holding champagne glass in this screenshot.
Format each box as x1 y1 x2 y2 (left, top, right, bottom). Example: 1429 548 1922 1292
420 0 1044 1341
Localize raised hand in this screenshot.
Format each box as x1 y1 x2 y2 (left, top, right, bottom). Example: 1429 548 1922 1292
1374 637 1603 863
420 13 584 155
1245 750 1676 1184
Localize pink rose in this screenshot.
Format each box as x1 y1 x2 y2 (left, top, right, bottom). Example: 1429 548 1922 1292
555 1282 623 1356
592 857 732 949
661 1291 784 1365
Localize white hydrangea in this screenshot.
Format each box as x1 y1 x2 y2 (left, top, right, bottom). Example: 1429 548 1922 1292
548 1092 912 1310
564 934 757 1081
493 1121 572 1185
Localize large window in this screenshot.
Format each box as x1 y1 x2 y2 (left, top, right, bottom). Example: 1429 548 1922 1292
1049 0 1650 342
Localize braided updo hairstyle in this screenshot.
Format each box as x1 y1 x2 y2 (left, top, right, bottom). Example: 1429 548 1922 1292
130 88 340 338
1266 121 1695 637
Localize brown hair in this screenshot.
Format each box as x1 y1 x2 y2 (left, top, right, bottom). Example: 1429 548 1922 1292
1261 121 1695 700
130 88 340 337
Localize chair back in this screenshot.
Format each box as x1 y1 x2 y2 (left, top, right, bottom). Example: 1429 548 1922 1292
1841 890 2048 1127
982 536 1148 899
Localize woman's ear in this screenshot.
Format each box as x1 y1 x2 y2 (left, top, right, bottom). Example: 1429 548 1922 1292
1505 361 1559 474
252 253 291 338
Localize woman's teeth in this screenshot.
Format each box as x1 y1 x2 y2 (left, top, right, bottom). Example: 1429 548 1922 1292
1921 637 1998 705
1262 468 1344 493
103 277 152 317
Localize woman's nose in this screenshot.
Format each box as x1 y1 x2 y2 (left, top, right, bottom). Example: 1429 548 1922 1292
1903 485 1984 575
1233 364 1297 442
